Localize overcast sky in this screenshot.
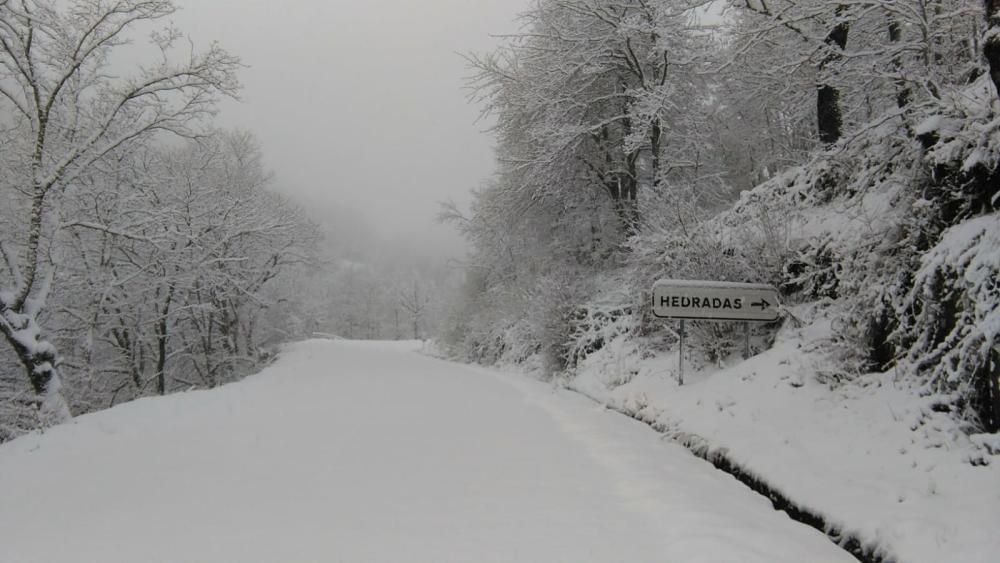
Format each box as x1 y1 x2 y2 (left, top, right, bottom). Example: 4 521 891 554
168 0 527 255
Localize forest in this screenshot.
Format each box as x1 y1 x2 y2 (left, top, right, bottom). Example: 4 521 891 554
439 0 1000 434
1 0 998 442
0 0 454 441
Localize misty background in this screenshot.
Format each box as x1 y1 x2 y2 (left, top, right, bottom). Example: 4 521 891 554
1 0 538 434
170 0 528 257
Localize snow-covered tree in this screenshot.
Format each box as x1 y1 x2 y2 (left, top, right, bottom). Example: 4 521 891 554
0 0 239 422
988 0 1000 98
26 130 316 416
399 280 429 340
449 0 999 432
468 0 716 238
724 0 984 145
446 0 727 369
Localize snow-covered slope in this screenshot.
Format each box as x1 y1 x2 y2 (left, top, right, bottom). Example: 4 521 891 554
569 308 1000 563
0 339 854 563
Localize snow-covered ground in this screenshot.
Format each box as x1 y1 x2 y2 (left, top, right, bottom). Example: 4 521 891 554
0 339 855 563
568 305 1000 563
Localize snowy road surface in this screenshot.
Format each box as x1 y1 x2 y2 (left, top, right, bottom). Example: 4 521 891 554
0 340 856 562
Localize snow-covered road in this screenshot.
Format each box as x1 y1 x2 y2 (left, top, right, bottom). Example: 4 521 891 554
0 340 855 562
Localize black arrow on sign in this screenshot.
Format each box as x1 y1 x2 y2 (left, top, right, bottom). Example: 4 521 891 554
751 298 770 311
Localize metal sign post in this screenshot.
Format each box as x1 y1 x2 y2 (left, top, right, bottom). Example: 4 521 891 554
678 319 685 385
651 280 780 386
743 322 750 360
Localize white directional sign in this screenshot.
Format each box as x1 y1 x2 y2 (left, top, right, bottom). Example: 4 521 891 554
651 279 780 322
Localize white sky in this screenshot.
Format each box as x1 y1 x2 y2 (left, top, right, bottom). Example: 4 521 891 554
168 1 528 254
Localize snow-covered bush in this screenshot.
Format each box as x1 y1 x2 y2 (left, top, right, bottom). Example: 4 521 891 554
620 184 795 365
743 76 1000 429
566 274 639 370
525 269 590 376
893 214 1000 430
917 80 1000 204
439 266 543 367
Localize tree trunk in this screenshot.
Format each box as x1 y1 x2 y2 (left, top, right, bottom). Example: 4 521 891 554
609 177 639 239
650 119 662 188
986 0 1000 99
155 286 174 395
975 345 1000 433
0 307 71 424
887 16 911 109
817 8 850 144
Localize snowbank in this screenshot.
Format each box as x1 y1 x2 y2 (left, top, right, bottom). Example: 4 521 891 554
567 306 1000 563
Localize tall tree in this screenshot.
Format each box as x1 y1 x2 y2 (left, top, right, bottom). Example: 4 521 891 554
987 0 1000 97
0 0 240 422
47 131 316 411
816 4 850 143
732 1 852 144
728 0 985 145
469 0 713 240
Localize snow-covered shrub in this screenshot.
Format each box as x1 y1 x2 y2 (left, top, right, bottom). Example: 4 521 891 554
731 75 998 372
729 76 1000 431
566 274 639 369
438 271 486 360
893 214 1000 430
439 264 554 368
502 266 591 376
441 289 515 365
622 183 796 364
916 79 1000 221
440 271 529 365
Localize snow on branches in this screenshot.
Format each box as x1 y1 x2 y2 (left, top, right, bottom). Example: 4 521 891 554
894 214 1000 430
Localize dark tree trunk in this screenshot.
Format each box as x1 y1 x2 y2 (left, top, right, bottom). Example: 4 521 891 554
816 85 843 144
609 176 639 239
817 9 850 144
615 113 640 238
887 16 911 109
3 328 57 398
650 119 662 188
986 0 1000 99
0 307 70 422
973 346 1000 433
155 286 174 395
816 11 850 144
593 124 639 239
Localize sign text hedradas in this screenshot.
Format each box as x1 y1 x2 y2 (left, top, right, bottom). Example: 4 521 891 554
651 280 780 322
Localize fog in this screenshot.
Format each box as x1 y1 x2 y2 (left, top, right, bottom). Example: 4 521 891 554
169 0 528 257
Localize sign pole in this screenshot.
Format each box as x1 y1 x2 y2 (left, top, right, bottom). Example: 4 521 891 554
743 321 750 360
651 279 781 385
678 319 685 386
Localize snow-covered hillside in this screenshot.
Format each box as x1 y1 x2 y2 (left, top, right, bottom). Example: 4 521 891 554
0 339 855 563
568 305 1000 563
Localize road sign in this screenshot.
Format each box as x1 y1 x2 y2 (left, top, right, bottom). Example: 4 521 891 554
651 279 780 322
